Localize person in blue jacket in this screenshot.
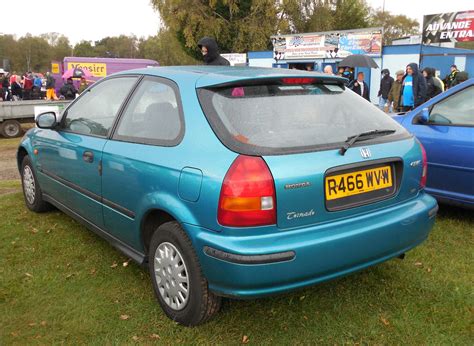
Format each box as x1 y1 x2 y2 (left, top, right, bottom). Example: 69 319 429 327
399 63 427 111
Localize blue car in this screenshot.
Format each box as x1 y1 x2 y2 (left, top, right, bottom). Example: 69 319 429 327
392 79 474 209
18 67 438 325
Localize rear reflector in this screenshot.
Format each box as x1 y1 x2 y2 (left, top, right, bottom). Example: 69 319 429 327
218 155 276 227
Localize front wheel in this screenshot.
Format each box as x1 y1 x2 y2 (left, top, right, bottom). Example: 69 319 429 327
149 221 221 326
21 156 51 212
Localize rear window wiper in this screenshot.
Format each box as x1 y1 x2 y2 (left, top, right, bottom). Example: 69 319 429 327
339 129 396 155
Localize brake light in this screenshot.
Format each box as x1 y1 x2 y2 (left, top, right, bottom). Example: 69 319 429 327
420 142 428 188
218 155 276 227
282 78 316 85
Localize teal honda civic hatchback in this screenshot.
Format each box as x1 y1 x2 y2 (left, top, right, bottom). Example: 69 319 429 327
18 66 438 326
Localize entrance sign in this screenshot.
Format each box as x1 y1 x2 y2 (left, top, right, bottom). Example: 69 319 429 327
423 11 474 44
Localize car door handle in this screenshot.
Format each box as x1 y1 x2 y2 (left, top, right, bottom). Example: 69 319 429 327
83 151 94 163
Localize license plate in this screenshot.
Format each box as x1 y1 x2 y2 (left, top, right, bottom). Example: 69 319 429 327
325 166 393 201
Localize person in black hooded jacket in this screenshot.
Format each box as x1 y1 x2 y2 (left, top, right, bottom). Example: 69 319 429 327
399 63 427 111
197 37 230 66
422 67 441 100
377 69 394 110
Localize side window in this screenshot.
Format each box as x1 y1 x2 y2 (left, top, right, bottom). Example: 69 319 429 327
429 86 474 126
113 77 184 145
63 77 138 136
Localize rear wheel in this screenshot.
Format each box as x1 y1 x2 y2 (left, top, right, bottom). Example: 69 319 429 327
149 221 221 326
0 120 23 138
21 156 51 212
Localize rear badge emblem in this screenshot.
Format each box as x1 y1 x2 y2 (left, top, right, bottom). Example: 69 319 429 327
360 148 371 159
410 160 421 167
287 209 315 220
284 182 311 190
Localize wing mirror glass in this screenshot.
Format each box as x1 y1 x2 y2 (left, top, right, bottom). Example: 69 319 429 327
36 112 57 129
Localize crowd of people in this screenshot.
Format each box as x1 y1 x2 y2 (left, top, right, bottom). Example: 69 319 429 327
0 69 89 102
376 63 468 113
0 70 47 101
319 61 469 112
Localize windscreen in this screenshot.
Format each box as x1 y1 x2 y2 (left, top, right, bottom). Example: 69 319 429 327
198 80 410 155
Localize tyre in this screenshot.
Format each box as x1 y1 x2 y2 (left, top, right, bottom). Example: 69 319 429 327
149 221 221 326
0 120 23 138
21 156 51 212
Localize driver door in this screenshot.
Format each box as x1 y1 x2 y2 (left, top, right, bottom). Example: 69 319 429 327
34 76 138 228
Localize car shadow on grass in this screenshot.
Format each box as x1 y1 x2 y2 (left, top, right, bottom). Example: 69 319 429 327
437 203 474 223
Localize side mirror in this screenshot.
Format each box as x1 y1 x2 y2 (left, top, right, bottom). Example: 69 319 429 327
36 112 57 129
419 107 430 123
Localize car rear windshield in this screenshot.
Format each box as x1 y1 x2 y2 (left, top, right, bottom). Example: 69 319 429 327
198 79 410 155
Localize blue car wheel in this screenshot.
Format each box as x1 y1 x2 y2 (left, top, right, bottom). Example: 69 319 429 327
148 221 221 326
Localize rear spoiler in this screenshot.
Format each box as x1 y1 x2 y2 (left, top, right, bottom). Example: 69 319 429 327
197 76 348 90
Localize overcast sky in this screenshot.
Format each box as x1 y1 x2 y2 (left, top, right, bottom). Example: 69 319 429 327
1 0 472 45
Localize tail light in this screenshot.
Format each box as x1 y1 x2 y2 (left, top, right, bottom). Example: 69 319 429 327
419 142 428 188
218 155 276 227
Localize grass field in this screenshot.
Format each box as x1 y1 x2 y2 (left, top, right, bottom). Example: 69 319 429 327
0 133 472 343
0 177 472 344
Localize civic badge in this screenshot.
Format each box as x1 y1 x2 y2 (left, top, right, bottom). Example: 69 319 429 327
360 148 371 159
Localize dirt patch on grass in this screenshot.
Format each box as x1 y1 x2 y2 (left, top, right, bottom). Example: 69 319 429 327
0 187 20 196
0 124 35 180
0 137 22 180
0 147 19 180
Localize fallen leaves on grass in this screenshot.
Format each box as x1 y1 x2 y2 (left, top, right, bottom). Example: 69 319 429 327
90 268 97 275
30 228 39 234
380 316 390 326
46 224 57 234
150 334 160 339
120 314 130 320
110 262 118 268
414 262 423 267
132 335 139 341
242 335 249 344
123 259 131 267
65 273 75 280
40 321 47 326
427 267 432 273
25 273 33 278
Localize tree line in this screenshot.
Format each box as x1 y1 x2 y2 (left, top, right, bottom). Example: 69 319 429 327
1 0 419 73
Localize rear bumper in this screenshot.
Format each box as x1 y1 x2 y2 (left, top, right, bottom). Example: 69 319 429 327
184 192 438 298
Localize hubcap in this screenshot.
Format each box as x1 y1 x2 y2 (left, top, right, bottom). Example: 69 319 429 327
23 166 36 205
154 242 190 310
4 123 20 137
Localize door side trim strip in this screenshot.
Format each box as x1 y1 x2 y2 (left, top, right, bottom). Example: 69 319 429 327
41 168 136 219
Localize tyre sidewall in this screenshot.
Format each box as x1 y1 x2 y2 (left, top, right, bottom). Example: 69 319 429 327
148 223 208 326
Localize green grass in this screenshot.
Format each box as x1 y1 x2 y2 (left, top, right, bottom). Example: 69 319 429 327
1 179 473 344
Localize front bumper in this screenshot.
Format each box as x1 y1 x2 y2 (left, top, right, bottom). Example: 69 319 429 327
184 192 437 298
